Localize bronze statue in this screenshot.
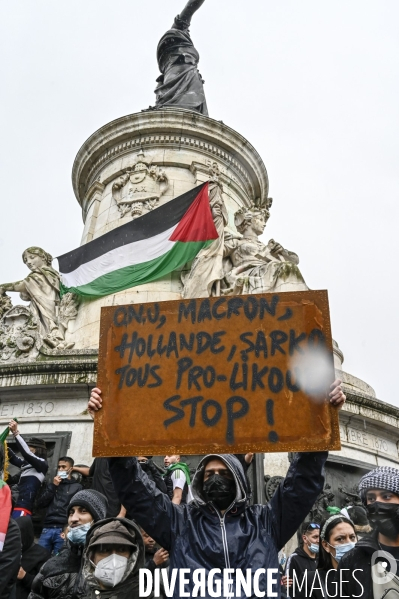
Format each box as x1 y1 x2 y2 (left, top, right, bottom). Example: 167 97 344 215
155 0 208 115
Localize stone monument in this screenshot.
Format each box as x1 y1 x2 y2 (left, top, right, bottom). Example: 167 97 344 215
1 0 399 507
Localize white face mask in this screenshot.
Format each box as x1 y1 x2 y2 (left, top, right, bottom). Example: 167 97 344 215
93 554 128 588
57 470 68 479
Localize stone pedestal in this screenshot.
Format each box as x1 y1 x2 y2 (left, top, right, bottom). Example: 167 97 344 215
67 108 268 348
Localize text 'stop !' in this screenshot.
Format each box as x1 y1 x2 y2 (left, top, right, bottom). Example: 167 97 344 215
94 290 341 456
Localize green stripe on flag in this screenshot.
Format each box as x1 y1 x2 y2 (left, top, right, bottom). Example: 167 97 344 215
60 240 211 299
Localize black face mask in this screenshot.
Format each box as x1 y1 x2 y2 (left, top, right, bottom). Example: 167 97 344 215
366 502 399 539
203 474 236 510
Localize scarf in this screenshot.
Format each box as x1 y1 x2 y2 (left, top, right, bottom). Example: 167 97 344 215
164 462 191 485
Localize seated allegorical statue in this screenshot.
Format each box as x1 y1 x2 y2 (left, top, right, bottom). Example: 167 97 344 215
0 247 77 349
182 163 228 298
222 199 308 296
155 0 208 114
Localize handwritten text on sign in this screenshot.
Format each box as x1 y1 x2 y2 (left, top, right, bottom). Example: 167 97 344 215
94 290 340 456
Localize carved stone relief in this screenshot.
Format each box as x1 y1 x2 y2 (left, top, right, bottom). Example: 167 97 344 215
112 152 169 218
0 294 12 320
0 304 39 361
264 475 284 501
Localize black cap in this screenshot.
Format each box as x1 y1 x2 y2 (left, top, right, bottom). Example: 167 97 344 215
27 438 47 450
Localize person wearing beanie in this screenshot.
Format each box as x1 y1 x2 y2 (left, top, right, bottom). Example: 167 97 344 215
81 518 147 598
29 490 108 599
72 458 126 518
8 420 48 518
339 465 399 599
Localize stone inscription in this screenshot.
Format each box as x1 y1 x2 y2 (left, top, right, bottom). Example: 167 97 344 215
94 291 340 457
340 424 398 457
0 401 55 418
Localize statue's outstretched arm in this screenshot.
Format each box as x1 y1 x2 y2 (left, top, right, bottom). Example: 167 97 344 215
0 280 26 295
176 0 206 27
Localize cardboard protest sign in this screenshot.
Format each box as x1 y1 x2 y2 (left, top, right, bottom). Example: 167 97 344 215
94 290 341 456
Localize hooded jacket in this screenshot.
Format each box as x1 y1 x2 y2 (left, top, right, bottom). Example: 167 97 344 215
16 517 50 599
81 518 146 599
285 546 318 598
338 531 378 599
28 540 87 599
109 452 327 599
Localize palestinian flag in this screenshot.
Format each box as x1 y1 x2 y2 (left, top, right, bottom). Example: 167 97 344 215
58 183 217 299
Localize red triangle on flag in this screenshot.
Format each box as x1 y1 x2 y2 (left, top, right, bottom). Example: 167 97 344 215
169 183 219 242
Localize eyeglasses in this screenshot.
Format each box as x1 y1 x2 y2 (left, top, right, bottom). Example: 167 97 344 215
305 523 321 531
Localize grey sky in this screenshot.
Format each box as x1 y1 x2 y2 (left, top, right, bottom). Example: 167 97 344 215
0 1 398 404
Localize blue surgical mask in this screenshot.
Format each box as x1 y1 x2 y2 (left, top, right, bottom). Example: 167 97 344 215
57 471 68 479
329 541 356 562
310 543 319 554
67 522 93 545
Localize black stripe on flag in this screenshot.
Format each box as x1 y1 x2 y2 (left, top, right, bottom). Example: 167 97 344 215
57 183 206 274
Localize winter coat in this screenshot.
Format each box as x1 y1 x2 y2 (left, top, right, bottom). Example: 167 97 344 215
8 435 48 513
16 517 50 599
28 540 86 599
109 452 328 599
141 459 168 495
0 518 21 599
37 479 82 527
338 531 378 599
285 545 318 598
88 459 121 518
81 518 146 599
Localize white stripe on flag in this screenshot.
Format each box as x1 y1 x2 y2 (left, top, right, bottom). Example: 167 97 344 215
60 225 177 288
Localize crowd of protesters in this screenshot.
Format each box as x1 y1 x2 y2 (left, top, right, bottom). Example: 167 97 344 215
1 378 399 598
